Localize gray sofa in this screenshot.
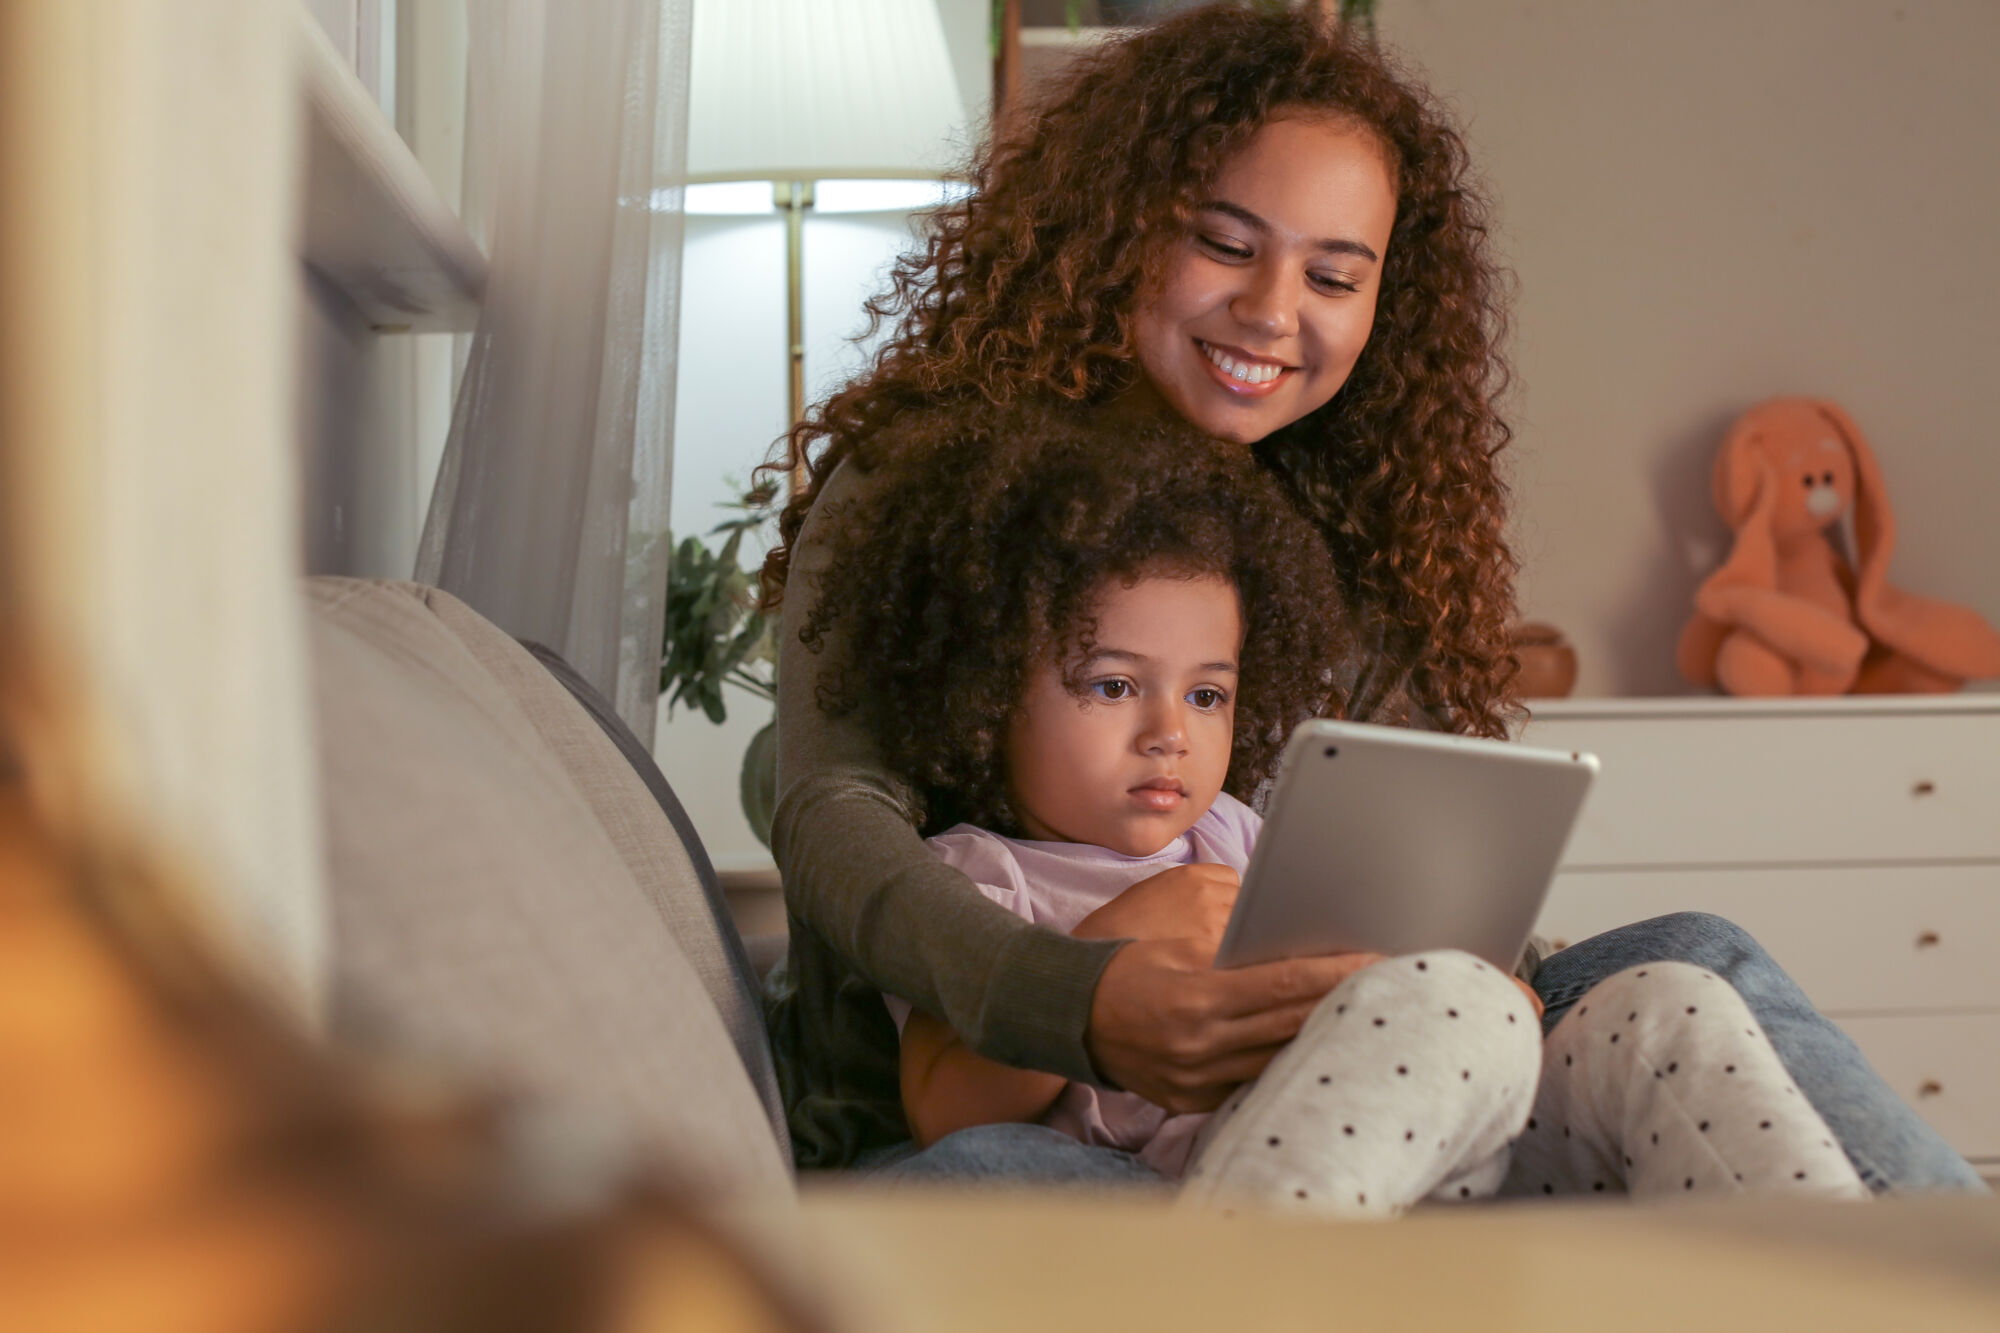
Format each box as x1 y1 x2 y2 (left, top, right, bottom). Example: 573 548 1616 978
309 577 793 1201
301 579 2000 1329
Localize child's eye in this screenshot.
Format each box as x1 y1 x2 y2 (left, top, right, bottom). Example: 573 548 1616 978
1188 687 1228 710
1091 679 1133 701
1309 270 1361 295
1197 234 1252 261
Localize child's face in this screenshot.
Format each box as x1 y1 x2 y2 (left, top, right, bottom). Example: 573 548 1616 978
1004 573 1242 857
1126 113 1398 446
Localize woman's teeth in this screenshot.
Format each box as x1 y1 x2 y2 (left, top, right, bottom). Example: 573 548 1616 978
1201 341 1284 384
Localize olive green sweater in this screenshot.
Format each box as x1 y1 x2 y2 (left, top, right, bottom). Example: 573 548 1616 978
762 459 1126 1168
759 456 1508 1169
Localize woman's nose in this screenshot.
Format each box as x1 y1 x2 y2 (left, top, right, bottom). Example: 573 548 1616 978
1228 261 1300 340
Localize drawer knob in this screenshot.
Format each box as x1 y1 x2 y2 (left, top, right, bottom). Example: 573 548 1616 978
1915 930 1941 949
1912 780 1936 797
1918 1079 1944 1099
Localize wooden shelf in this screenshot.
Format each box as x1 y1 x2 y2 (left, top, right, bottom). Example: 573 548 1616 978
1526 690 2000 722
295 5 484 331
1018 25 1120 48
1014 25 1123 104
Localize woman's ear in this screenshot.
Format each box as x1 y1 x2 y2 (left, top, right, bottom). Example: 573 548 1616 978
1815 402 1895 593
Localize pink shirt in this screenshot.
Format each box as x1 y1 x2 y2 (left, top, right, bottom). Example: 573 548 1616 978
885 793 1261 1178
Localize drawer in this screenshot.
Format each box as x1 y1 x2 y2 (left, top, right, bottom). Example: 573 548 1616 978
1520 710 2000 867
1836 1013 2000 1162
1534 864 2000 1014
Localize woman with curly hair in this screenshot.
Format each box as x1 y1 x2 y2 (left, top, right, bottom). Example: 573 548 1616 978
760 3 1982 1192
800 409 1863 1212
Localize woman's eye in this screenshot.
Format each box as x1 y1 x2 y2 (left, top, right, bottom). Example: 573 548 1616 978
1092 680 1132 701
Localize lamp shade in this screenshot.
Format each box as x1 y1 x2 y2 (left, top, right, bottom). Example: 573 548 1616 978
687 0 967 183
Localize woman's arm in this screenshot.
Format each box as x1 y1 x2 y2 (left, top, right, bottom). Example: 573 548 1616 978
777 460 1369 1102
774 460 1120 1082
898 1010 1066 1147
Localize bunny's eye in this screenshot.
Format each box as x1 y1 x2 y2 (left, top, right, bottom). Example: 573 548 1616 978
1821 470 1835 485
1801 474 1815 488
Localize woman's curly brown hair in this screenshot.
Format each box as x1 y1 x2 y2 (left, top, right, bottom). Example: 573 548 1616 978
760 4 1519 737
803 404 1348 835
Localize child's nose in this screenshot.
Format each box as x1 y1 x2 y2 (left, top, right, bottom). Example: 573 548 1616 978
1139 705 1189 755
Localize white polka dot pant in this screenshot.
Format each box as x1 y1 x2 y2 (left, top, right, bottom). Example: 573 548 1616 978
1177 950 1541 1219
1500 962 1867 1201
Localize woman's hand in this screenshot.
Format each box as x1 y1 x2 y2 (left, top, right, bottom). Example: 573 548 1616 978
1085 938 1386 1114
1070 863 1241 958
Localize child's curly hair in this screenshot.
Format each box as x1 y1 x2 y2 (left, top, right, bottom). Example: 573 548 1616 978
763 4 1518 737
803 405 1348 835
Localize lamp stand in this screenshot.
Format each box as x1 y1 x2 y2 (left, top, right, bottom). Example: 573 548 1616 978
777 179 814 494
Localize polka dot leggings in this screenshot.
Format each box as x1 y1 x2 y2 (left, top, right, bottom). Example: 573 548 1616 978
1499 961 1866 1201
1175 955 1867 1219
1178 950 1541 1218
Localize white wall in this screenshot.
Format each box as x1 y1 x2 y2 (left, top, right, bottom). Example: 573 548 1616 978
656 210 954 871
1377 0 2000 696
657 1 985 872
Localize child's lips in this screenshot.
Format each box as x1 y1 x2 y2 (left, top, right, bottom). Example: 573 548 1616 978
1129 778 1187 811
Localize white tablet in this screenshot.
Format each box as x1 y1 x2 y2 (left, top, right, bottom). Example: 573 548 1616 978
1213 719 1598 971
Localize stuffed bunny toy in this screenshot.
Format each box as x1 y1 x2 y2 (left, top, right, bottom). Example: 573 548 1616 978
1677 397 2000 696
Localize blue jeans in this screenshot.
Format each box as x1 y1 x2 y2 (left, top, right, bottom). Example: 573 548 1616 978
861 1122 1170 1190
870 913 1986 1195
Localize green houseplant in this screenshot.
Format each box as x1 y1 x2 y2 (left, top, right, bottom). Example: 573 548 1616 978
659 481 781 847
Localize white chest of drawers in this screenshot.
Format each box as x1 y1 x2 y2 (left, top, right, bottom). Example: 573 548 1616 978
1519 694 2000 1173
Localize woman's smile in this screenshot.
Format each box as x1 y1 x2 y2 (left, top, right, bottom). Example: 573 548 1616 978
1196 339 1296 396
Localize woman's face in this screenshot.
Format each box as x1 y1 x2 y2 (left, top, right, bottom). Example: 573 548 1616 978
1127 114 1399 445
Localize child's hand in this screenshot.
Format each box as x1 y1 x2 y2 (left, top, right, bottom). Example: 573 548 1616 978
1513 975 1546 1019
1070 863 1241 959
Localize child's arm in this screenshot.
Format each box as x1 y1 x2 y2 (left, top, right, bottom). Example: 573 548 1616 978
900 1009 1067 1148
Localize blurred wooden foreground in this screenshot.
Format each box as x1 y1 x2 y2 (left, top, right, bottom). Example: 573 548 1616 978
758 1185 2000 1332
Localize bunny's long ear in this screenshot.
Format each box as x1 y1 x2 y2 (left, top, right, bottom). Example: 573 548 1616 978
1816 402 1896 598
1712 414 1769 529
1824 401 2000 680
1689 419 1782 659
1697 418 1779 601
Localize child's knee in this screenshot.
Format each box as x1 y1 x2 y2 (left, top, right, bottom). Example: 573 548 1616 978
1555 959 1770 1057
1308 950 1528 1025
1584 960 1753 1017
1299 949 1540 1076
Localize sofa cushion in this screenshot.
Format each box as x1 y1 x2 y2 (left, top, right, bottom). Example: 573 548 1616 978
473 630 782 1141
307 578 790 1198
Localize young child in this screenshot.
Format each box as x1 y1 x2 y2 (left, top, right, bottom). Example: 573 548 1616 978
806 406 1867 1214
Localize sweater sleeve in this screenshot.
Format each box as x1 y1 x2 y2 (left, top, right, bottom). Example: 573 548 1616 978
769 460 1123 1084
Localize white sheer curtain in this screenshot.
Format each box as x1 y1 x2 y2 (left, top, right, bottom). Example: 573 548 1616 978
418 0 692 738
